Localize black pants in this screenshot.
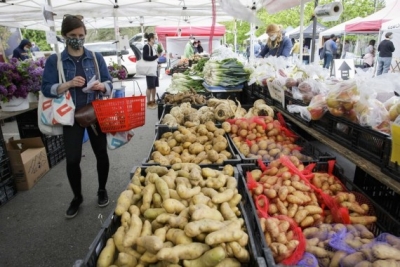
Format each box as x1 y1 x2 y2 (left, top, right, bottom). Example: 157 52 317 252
63 122 109 198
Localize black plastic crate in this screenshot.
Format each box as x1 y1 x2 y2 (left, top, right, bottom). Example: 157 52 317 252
253 90 274 106
143 125 241 167
42 135 64 154
353 166 400 221
17 125 42 139
0 158 13 183
47 147 66 168
283 94 312 127
228 131 333 164
16 109 38 124
312 113 390 166
81 165 267 267
381 139 400 182
237 164 277 267
0 177 17 206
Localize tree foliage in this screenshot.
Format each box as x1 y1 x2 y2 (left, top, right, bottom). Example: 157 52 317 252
21 29 52 51
221 0 385 47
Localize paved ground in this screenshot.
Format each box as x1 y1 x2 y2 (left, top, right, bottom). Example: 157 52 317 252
0 74 171 267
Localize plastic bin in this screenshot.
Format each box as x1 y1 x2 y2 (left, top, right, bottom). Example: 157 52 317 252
47 146 66 168
80 166 267 267
143 125 241 167
312 112 390 166
0 177 17 206
0 158 13 183
42 135 64 154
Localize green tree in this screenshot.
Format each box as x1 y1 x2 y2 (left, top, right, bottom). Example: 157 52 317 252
21 29 52 51
0 26 12 62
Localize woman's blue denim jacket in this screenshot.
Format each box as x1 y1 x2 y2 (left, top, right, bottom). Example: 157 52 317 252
41 47 113 104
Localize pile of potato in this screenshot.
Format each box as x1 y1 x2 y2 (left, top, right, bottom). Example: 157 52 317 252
148 121 234 166
223 116 312 162
97 164 251 267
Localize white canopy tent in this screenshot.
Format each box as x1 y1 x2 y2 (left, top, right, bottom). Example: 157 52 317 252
319 17 362 38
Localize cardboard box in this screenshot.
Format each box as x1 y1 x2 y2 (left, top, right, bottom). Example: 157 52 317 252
7 137 49 191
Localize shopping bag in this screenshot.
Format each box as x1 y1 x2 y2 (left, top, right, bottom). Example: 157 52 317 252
40 91 75 126
38 92 63 135
136 44 158 76
106 130 135 150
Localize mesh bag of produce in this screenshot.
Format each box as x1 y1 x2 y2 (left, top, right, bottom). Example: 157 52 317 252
280 156 350 224
296 252 319 267
328 228 357 254
255 194 306 265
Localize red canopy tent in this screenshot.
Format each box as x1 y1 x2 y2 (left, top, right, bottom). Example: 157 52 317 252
344 0 400 33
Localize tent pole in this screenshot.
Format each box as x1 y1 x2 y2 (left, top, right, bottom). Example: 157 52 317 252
113 7 121 66
234 19 237 55
299 0 305 63
250 23 255 61
46 0 59 54
373 30 382 77
310 0 319 63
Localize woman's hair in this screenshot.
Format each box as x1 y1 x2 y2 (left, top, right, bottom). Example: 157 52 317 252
266 23 283 49
369 40 376 46
61 15 86 36
144 33 156 41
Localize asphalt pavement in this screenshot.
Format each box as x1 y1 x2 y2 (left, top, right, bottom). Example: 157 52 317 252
0 74 170 267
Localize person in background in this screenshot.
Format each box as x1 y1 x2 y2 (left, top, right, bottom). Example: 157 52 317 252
197 40 204 53
30 42 40 54
12 39 31 60
364 40 376 55
321 34 337 69
343 40 350 58
254 41 261 57
290 39 300 59
258 24 292 58
335 37 343 59
193 41 199 54
258 40 265 52
41 15 113 219
377 32 395 75
184 36 195 58
143 32 160 109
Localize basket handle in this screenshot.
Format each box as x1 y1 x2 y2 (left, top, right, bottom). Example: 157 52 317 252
133 80 143 95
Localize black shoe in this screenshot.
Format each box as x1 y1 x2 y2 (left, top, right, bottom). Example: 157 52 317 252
65 196 83 219
97 189 109 207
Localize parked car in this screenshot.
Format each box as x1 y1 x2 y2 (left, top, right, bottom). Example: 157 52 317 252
85 41 142 76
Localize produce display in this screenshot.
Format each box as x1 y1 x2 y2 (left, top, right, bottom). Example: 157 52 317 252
166 73 205 94
160 98 274 127
203 58 249 87
97 164 252 267
161 91 207 105
148 121 236 166
224 115 312 162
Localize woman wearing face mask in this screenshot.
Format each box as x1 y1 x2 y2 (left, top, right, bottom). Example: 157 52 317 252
12 39 32 60
258 24 292 58
41 15 113 219
143 32 160 109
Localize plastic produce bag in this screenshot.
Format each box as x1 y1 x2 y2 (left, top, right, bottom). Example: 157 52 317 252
356 72 396 103
297 79 329 104
326 79 359 118
354 98 391 133
384 96 400 111
287 94 328 122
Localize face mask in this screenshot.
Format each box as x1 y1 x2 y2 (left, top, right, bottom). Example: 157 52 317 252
190 40 194 44
389 36 393 39
154 39 159 44
269 34 277 41
66 37 85 50
24 47 30 52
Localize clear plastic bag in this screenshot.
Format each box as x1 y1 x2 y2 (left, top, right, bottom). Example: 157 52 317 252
298 79 329 104
326 80 359 117
354 98 391 133
384 96 400 111
287 94 328 122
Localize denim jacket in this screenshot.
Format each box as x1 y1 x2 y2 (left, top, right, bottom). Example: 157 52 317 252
41 47 112 104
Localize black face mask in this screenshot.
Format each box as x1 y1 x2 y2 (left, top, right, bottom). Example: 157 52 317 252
66 37 85 50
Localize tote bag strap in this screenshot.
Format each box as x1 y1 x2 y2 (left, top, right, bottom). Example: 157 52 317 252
91 51 101 100
57 54 66 84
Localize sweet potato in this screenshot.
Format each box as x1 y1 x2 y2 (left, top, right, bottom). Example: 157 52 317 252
97 238 115 267
115 190 134 216
157 243 210 264
115 252 137 267
372 243 400 260
341 252 365 267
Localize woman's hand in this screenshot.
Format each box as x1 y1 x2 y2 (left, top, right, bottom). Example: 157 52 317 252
69 76 86 88
91 81 106 93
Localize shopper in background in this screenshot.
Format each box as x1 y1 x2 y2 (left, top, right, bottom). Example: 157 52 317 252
335 37 343 59
258 24 292 58
41 15 113 219
12 39 31 60
343 40 350 58
143 32 160 109
377 32 395 75
30 42 40 54
363 40 376 68
197 40 204 53
193 41 199 54
321 34 337 69
365 39 376 55
184 36 195 58
290 39 300 59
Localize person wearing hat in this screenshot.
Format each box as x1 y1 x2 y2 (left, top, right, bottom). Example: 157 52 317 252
377 32 395 75
12 39 32 60
184 36 195 58
258 24 292 58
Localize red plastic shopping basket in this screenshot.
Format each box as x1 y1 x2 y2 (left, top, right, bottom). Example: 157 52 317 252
92 95 146 133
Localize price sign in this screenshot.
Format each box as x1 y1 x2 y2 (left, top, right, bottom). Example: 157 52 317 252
267 81 286 108
46 31 57 44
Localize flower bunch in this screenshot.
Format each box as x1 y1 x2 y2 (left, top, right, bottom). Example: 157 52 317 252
0 58 45 102
108 60 127 80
